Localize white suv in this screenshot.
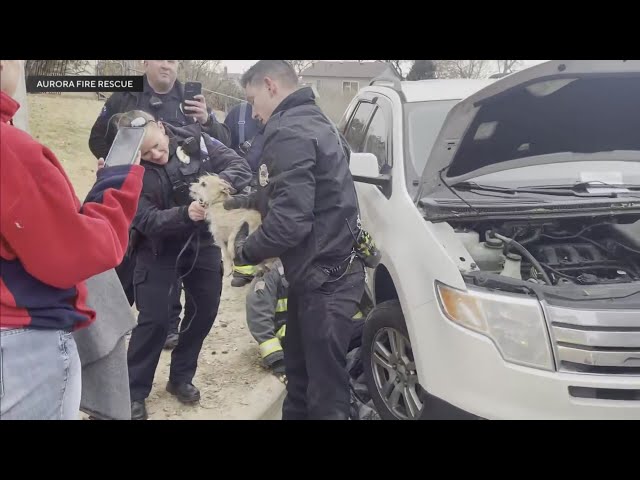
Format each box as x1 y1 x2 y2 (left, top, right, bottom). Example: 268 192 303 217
342 60 640 420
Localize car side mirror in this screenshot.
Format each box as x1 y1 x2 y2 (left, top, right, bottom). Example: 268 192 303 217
350 152 379 177
350 152 392 198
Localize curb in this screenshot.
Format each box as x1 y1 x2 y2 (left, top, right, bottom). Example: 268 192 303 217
226 374 286 420
257 381 287 420
177 373 285 420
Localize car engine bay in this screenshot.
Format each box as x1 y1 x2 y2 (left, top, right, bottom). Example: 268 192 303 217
452 218 640 286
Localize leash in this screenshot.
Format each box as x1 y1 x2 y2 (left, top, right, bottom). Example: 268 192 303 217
168 230 201 336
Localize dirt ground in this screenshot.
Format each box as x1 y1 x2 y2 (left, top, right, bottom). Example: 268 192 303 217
27 94 271 419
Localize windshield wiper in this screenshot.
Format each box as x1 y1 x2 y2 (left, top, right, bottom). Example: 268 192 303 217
526 181 640 192
452 181 640 198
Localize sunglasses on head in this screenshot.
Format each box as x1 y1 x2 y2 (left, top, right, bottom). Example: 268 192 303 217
130 116 156 128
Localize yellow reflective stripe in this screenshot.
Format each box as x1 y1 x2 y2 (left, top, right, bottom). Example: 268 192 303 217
234 264 257 275
352 310 363 319
276 325 286 340
259 337 283 358
276 298 288 313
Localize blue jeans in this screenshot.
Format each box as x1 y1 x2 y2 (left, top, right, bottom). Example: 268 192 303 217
0 328 81 420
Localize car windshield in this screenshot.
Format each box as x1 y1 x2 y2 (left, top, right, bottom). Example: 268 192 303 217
404 100 459 183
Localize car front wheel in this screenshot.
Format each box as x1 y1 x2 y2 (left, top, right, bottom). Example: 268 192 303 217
362 300 427 420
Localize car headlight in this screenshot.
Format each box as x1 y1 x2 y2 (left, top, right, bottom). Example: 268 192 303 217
436 282 554 371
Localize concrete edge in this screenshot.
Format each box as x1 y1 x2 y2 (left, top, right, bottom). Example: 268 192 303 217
176 373 285 420
226 374 286 420
257 381 287 420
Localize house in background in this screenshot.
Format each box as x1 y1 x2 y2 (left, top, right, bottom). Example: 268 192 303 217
300 61 399 98
300 61 400 121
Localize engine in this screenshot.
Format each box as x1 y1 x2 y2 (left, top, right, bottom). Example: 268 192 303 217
453 219 640 286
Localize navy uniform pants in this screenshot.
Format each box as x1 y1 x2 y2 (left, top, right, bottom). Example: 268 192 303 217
127 246 223 401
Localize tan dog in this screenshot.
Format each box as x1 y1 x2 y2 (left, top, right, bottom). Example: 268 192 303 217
189 174 263 276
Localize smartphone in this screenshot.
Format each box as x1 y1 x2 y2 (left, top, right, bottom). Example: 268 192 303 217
104 127 146 167
184 81 202 104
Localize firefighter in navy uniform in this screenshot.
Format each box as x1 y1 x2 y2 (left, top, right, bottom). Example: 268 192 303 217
223 102 266 287
224 101 260 157
89 60 231 350
116 110 251 421
230 61 367 420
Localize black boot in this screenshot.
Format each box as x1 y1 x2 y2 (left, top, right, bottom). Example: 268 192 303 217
166 381 200 404
131 400 148 420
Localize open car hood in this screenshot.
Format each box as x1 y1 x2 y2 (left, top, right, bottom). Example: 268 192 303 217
419 60 640 197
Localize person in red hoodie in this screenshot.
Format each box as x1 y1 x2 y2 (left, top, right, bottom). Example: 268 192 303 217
0 60 144 420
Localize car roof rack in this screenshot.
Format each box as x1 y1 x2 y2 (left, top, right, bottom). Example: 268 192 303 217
369 71 406 101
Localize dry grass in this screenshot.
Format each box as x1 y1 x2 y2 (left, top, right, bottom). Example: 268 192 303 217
27 94 104 199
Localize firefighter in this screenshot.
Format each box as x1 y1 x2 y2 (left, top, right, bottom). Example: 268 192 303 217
231 60 366 420
245 259 365 382
245 259 288 375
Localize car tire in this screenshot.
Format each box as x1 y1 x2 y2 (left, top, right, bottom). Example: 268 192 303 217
362 300 429 420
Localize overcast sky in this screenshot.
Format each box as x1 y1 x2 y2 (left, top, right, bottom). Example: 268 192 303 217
220 60 549 74
220 60 258 73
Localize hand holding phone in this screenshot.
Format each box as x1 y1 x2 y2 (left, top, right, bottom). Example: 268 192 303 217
104 127 146 168
184 81 202 103
183 81 209 124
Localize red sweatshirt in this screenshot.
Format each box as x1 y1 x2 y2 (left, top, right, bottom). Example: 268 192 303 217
0 91 144 330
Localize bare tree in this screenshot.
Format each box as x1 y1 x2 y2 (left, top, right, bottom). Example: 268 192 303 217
179 60 221 82
495 60 522 74
287 60 316 76
434 60 491 79
25 60 94 77
378 60 407 78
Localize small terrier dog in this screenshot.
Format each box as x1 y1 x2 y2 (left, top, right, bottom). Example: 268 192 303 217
189 174 263 276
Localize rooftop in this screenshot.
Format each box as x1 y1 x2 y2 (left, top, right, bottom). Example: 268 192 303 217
366 78 496 103
301 61 396 79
